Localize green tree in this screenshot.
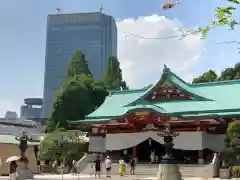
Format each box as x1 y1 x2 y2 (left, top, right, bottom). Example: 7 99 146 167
192 70 218 83
223 121 240 160
68 50 92 77
50 75 96 129
103 56 128 90
192 62 240 84
39 130 87 163
234 62 240 79
47 50 108 131
218 67 236 80
227 120 240 139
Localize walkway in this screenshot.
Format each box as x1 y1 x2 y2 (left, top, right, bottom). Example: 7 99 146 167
0 174 236 180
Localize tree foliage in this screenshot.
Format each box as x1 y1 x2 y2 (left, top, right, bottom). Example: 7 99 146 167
192 70 218 83
47 50 108 132
47 50 127 132
218 67 236 81
67 50 92 77
187 0 240 39
192 62 240 83
50 75 106 130
223 121 240 160
39 130 87 163
103 56 128 90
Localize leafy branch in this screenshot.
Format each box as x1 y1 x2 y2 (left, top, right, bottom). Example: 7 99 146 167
124 1 240 43
197 0 240 38
184 0 239 39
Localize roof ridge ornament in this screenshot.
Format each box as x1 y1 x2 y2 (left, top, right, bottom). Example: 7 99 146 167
163 64 170 73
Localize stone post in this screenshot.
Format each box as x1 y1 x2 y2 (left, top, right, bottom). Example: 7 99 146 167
15 131 33 180
198 150 204 164
157 123 182 180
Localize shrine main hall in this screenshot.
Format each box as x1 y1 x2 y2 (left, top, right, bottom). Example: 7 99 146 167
69 65 239 164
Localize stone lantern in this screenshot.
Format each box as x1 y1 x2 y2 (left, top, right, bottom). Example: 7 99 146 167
157 123 181 180
15 130 33 180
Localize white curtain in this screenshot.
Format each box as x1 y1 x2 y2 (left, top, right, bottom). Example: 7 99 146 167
103 131 225 152
105 132 154 151
202 132 225 152
89 136 106 152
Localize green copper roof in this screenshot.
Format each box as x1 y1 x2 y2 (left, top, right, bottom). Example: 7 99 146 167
182 111 240 119
69 65 240 125
85 104 165 120
190 79 240 100
85 88 149 119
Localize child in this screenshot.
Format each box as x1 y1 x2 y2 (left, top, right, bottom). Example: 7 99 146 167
90 160 94 178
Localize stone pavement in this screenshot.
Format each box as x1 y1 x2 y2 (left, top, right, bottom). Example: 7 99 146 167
0 174 236 180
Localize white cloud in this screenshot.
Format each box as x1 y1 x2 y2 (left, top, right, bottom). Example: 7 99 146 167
117 14 205 88
0 15 205 117
0 100 20 118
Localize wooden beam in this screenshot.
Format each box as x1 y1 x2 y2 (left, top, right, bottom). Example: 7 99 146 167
89 127 224 135
72 123 136 131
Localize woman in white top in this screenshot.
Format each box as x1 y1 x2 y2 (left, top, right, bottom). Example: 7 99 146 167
104 156 111 177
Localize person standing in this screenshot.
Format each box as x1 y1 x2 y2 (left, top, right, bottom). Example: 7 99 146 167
150 151 155 164
94 156 101 178
130 156 136 175
52 160 57 174
72 160 77 175
119 158 125 176
90 160 95 177
37 160 41 174
104 156 112 178
9 161 18 180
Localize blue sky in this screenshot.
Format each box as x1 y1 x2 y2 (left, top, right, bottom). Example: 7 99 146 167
0 0 239 116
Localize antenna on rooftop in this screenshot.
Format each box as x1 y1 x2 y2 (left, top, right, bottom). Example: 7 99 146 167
56 8 62 13
99 4 104 13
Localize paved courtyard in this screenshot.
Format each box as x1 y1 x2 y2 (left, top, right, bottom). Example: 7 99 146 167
0 174 235 180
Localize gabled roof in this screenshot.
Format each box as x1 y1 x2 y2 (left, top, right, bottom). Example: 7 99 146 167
85 88 149 119
128 66 211 106
69 65 240 125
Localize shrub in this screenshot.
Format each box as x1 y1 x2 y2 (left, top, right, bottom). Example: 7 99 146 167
231 166 240 178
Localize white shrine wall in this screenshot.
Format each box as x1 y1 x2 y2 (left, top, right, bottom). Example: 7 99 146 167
88 136 106 152
88 131 225 153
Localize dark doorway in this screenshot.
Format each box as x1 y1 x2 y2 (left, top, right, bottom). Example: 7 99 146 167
136 139 165 163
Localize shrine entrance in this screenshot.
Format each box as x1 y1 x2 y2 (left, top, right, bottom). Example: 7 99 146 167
136 138 165 163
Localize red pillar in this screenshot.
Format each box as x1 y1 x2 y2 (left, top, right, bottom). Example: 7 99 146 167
132 146 137 163
132 127 137 161
132 146 137 158
198 124 204 164
198 150 204 164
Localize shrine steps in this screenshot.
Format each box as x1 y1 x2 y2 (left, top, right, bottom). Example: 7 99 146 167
80 163 214 178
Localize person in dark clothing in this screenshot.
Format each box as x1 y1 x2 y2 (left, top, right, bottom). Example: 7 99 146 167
94 156 101 178
130 157 136 175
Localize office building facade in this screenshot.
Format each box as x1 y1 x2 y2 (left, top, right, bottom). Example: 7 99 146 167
42 12 117 118
20 98 43 121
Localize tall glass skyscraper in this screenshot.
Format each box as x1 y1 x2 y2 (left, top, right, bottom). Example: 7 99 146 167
42 12 117 118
